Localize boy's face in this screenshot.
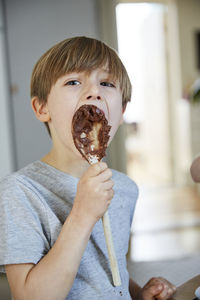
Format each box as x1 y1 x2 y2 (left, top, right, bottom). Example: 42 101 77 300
39 67 124 160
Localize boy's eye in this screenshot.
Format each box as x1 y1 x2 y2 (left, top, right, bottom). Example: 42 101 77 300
101 82 115 87
65 80 80 86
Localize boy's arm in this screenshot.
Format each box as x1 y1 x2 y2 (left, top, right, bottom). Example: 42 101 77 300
190 156 200 182
6 162 113 300
6 213 93 300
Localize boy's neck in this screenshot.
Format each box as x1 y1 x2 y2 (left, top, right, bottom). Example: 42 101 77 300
41 149 90 178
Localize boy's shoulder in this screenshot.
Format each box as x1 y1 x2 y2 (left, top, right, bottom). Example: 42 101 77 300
111 168 134 181
0 161 77 219
0 161 41 199
0 161 53 197
0 160 78 203
0 161 42 186
0 160 76 185
111 168 139 193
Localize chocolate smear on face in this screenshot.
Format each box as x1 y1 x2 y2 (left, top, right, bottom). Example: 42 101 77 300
72 104 111 163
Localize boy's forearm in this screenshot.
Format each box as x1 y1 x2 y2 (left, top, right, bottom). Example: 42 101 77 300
7 210 95 300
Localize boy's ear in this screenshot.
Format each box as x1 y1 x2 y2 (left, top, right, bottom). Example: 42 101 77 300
31 97 50 122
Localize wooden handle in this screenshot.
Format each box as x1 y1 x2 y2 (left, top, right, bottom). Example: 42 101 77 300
89 157 121 286
102 210 121 286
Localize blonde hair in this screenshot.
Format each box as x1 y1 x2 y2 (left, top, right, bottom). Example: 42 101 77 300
30 36 132 133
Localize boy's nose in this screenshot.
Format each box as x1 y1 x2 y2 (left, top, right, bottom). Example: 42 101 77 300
85 82 102 101
86 95 101 100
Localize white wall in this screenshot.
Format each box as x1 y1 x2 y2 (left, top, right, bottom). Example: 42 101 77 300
0 0 15 178
5 0 100 170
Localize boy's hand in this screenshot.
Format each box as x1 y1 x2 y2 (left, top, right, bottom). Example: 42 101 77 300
73 162 114 223
138 277 176 300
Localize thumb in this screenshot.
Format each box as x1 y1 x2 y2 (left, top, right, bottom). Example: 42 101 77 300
85 162 108 178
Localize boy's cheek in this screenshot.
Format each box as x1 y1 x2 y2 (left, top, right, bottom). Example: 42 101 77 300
109 109 124 134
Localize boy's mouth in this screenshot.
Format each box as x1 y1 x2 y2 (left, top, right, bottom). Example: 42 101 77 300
76 104 107 120
95 107 105 116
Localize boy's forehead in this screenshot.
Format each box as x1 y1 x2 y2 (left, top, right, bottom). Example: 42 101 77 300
77 65 110 74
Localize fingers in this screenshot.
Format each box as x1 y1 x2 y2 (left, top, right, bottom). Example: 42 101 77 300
77 162 114 219
156 288 173 299
155 277 176 300
105 188 114 201
97 167 113 182
142 277 176 300
103 179 114 190
84 162 113 188
86 162 108 177
156 283 176 300
142 283 163 299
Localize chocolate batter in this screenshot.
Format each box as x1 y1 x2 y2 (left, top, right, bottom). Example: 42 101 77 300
72 104 111 163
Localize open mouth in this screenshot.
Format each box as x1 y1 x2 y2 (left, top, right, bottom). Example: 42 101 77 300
95 107 105 116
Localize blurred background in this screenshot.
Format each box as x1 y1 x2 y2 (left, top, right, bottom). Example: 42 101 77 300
0 0 200 298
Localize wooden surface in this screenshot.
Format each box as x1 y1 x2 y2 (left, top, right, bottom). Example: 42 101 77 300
170 275 200 300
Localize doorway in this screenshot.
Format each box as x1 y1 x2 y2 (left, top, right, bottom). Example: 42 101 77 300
116 2 172 186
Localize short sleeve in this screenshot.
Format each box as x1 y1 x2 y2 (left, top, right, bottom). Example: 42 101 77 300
0 175 50 273
129 180 139 226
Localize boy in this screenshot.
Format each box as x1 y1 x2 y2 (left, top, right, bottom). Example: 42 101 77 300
0 36 176 299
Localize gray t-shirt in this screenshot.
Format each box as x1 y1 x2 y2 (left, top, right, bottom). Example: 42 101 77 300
0 160 138 299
